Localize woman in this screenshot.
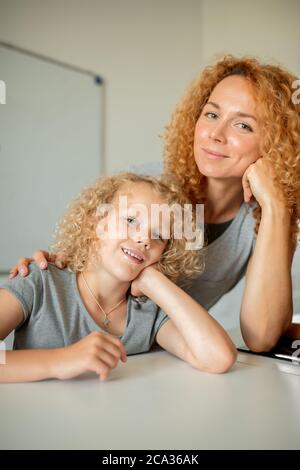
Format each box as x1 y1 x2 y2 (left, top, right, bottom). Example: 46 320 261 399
10 55 300 352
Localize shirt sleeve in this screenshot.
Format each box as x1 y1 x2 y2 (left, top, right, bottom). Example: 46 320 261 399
251 234 257 254
1 263 43 326
150 306 170 345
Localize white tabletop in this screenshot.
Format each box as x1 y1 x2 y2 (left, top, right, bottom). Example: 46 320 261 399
1 345 300 450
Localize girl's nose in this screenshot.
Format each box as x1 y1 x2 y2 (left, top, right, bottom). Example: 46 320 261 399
136 238 150 250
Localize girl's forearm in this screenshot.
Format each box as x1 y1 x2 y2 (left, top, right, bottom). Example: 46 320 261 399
139 268 236 363
0 349 59 383
241 202 293 351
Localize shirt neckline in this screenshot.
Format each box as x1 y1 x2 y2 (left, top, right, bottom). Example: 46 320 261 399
205 202 247 248
72 272 131 340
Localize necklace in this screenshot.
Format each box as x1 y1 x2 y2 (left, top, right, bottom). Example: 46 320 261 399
81 272 127 329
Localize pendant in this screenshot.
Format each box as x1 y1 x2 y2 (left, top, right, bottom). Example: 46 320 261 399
103 317 110 328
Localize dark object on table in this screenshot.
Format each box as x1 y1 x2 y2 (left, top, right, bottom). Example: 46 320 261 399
238 333 300 364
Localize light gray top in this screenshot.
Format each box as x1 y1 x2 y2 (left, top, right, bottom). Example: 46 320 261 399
127 161 256 309
1 263 169 355
183 201 255 309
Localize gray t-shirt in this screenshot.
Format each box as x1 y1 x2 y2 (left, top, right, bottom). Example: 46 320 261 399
1 263 169 355
127 161 256 310
182 201 255 309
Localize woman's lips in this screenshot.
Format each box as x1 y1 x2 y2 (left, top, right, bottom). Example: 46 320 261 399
202 148 228 160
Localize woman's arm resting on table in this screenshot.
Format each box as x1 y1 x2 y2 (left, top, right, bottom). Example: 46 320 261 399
240 159 294 352
240 203 293 352
135 267 237 374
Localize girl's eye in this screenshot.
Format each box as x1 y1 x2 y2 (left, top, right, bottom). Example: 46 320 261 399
153 233 164 241
236 122 253 132
126 216 136 224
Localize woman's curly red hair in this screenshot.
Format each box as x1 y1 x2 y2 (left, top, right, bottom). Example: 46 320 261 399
163 55 300 250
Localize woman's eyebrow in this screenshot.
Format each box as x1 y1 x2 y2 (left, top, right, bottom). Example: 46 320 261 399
235 111 257 122
206 101 257 121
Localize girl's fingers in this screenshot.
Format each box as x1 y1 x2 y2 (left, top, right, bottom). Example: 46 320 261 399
99 365 110 381
103 340 127 364
97 350 119 370
88 357 110 381
106 335 127 363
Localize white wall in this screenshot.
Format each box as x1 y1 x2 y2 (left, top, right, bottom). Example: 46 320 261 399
200 0 300 75
0 0 299 174
0 0 203 174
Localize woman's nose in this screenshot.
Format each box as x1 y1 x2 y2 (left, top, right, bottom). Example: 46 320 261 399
209 122 227 143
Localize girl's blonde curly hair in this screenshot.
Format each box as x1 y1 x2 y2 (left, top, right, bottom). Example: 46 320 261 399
51 172 204 283
163 54 300 251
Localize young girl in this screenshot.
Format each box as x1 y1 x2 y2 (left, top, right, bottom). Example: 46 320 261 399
0 173 237 382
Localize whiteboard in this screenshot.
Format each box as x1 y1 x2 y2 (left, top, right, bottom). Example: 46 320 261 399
0 43 103 272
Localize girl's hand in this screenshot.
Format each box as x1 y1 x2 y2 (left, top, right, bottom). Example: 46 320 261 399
130 263 160 297
53 331 127 381
242 158 286 208
9 250 66 279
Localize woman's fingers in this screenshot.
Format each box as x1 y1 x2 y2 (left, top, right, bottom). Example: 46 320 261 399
9 258 33 278
54 255 66 269
92 350 121 381
32 250 51 269
9 266 20 279
32 251 66 270
8 249 66 279
241 168 253 203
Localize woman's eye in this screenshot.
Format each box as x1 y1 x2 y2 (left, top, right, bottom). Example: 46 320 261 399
204 111 218 119
236 122 253 132
126 216 136 224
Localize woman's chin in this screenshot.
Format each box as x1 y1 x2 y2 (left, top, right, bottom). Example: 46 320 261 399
195 158 236 179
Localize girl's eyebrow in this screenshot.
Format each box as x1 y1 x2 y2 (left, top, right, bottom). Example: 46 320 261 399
206 101 257 122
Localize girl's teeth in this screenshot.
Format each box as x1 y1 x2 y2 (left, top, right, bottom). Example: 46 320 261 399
123 248 142 261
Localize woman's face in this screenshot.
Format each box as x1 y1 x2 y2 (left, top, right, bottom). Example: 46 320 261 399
194 75 261 179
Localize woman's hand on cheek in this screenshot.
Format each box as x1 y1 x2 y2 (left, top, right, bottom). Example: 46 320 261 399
242 158 285 208
130 263 160 297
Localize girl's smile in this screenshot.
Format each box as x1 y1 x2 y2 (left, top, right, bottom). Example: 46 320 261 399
120 246 146 264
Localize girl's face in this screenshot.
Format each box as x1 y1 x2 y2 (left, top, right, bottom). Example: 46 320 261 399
95 183 169 282
194 75 261 179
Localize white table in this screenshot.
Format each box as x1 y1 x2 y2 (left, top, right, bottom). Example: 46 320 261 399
1 345 300 450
